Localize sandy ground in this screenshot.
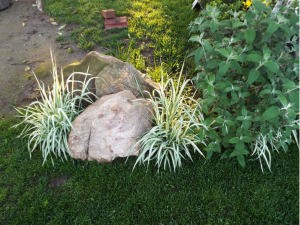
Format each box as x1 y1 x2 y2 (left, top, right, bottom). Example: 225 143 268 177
0 0 87 117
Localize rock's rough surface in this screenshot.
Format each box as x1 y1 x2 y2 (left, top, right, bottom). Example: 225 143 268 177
68 90 153 162
95 62 157 98
63 51 158 98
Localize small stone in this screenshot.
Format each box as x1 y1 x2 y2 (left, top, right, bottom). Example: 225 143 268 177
51 22 58 26
62 51 158 99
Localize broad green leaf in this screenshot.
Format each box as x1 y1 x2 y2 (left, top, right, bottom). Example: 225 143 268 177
189 34 203 43
230 143 249 157
235 141 244 152
242 136 252 143
220 150 231 159
262 106 280 121
283 79 297 91
207 74 215 83
207 59 220 69
247 69 260 85
233 21 245 29
206 150 213 159
218 61 230 75
245 28 256 45
264 61 279 73
259 89 271 96
230 91 239 104
224 86 232 92
263 46 271 60
229 137 240 144
210 21 219 32
289 91 299 109
237 155 246 168
236 116 245 121
203 40 213 53
252 0 267 12
242 120 251 130
194 48 205 63
277 93 288 106
216 49 229 58
254 116 261 122
247 53 261 63
230 61 242 72
187 49 196 58
266 21 279 36
222 125 229 135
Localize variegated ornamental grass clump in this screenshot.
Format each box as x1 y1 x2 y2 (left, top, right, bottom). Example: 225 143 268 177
189 0 299 171
133 68 208 172
15 52 96 165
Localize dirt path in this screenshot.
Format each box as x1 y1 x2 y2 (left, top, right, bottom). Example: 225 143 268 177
0 0 87 117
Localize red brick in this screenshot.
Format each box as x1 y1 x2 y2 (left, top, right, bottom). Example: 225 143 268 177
104 16 128 29
101 9 116 19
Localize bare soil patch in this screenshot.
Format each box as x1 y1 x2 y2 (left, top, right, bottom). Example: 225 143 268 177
0 0 87 117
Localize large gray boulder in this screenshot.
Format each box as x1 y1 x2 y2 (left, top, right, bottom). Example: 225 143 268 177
63 51 158 98
68 90 153 162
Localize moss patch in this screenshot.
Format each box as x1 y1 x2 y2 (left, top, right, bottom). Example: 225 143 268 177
33 62 52 77
63 54 107 77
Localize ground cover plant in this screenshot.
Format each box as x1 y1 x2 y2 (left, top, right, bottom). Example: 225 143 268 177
189 0 299 170
0 118 298 224
15 52 96 165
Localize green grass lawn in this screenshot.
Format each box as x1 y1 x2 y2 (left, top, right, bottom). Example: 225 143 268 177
43 0 199 72
0 118 298 224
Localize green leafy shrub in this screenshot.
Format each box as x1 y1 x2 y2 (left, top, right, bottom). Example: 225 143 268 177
189 1 299 170
15 52 96 165
132 68 207 172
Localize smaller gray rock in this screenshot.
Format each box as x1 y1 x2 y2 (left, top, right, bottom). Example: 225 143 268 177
68 90 153 162
95 61 158 98
62 51 158 99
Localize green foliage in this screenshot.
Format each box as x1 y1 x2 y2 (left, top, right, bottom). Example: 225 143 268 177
133 68 206 172
15 52 96 165
189 1 299 170
201 0 244 17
